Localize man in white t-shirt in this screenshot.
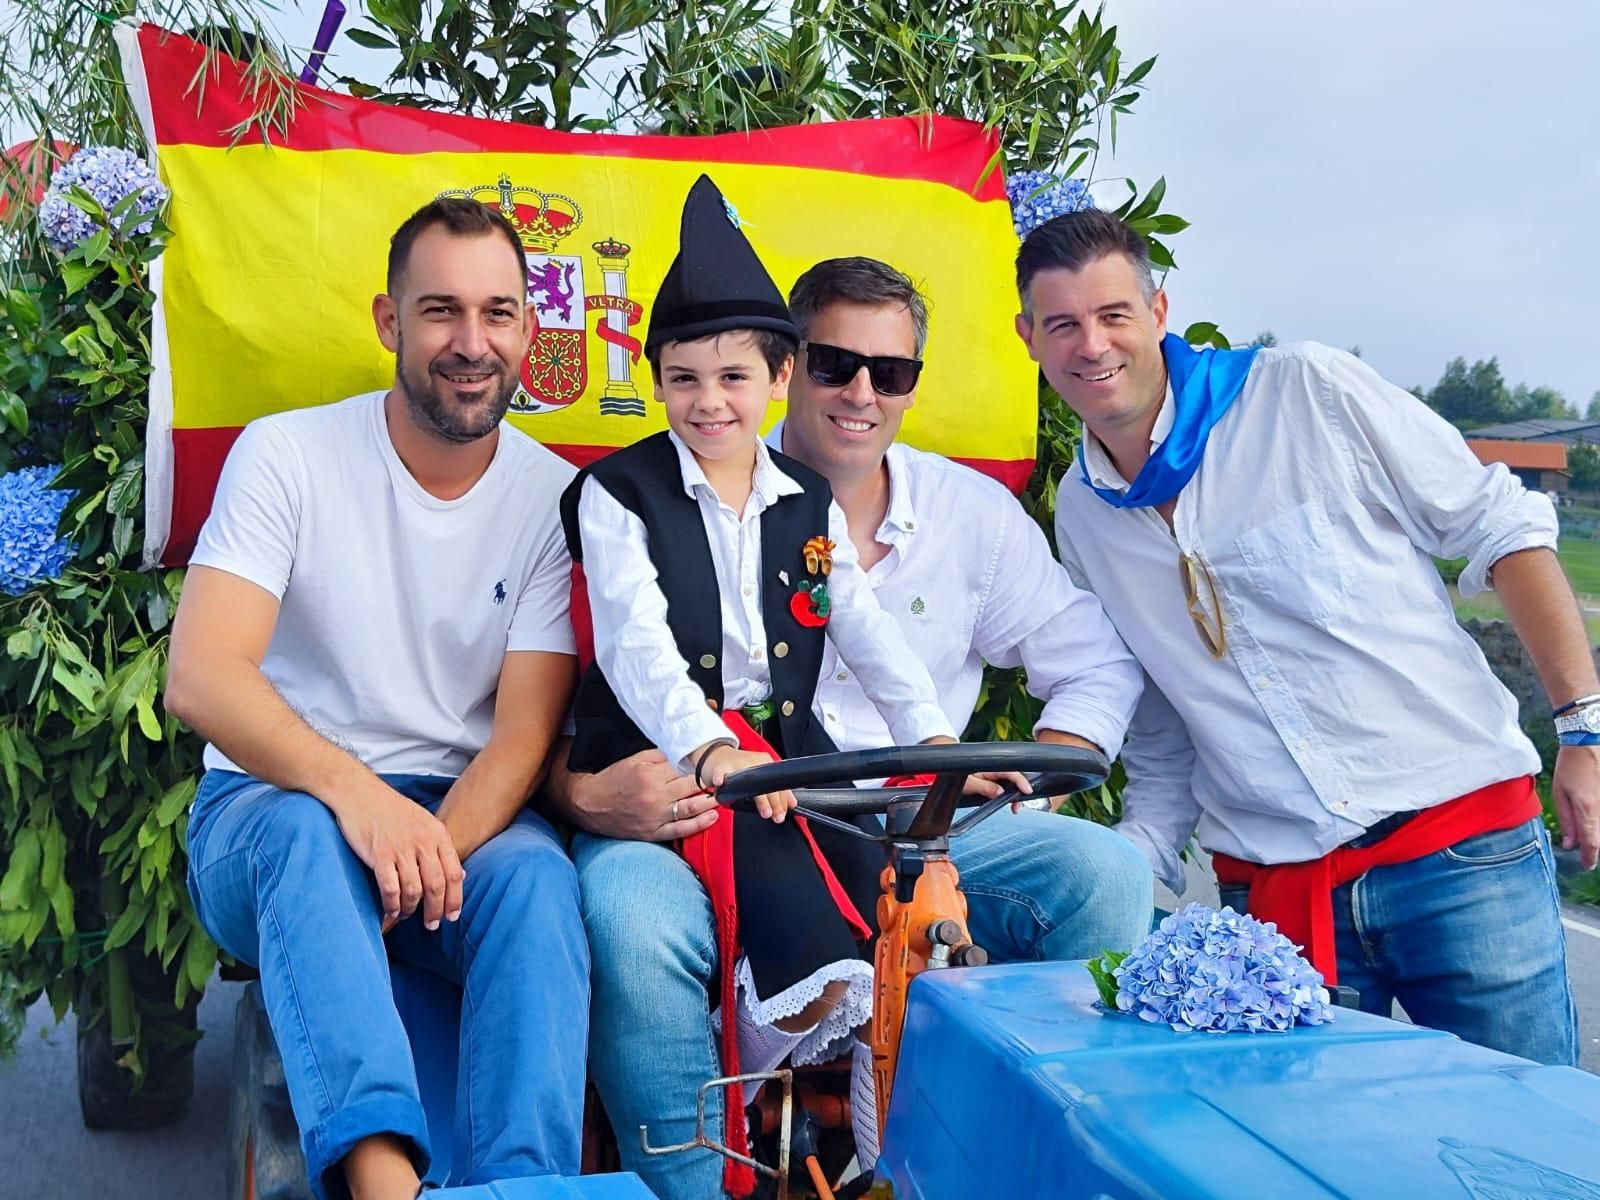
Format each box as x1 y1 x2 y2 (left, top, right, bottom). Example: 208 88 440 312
166 198 586 1199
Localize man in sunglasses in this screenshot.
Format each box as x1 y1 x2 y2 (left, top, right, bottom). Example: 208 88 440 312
544 256 1149 1198
1017 208 1587 1067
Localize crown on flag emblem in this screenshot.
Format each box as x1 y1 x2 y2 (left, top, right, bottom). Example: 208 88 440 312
438 174 645 417
440 174 583 253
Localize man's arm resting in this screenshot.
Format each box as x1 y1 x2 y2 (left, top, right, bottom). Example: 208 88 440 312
541 738 717 842
165 565 462 927
434 649 576 862
1493 547 1600 868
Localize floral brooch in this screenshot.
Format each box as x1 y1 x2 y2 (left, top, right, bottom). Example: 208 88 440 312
790 535 835 628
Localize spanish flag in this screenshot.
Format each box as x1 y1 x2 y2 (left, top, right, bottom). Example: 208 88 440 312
118 24 1036 566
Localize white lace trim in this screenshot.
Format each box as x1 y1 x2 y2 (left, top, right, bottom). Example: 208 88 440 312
713 955 875 1066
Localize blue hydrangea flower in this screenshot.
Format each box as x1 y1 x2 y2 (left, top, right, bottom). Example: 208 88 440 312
37 146 169 252
0 465 78 595
1006 170 1094 239
1113 903 1333 1033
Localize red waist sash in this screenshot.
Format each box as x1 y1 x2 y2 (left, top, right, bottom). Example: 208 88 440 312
1211 776 1539 986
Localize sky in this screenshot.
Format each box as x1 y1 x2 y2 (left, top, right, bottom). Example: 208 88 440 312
9 1 1595 405
1097 0 1600 403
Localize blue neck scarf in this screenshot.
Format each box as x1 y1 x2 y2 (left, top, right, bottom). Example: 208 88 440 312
1078 333 1259 509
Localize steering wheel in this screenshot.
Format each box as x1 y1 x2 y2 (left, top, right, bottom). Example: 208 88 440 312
715 741 1109 844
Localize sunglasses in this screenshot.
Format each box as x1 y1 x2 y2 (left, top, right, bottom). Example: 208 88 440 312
801 341 923 397
1179 552 1227 659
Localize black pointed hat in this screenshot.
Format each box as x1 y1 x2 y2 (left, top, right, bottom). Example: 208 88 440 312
645 173 798 355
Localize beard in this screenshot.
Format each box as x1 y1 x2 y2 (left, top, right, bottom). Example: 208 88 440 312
396 333 519 445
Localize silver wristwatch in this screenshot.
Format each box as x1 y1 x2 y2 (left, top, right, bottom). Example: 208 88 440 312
1554 705 1600 737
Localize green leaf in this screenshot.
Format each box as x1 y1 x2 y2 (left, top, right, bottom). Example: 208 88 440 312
0 828 41 911
0 727 18 800
51 657 101 710
154 778 195 828
1084 948 1128 1008
61 261 99 295
0 390 26 436
345 28 397 50
4 287 42 331
183 928 218 995
103 892 153 951
1183 321 1220 345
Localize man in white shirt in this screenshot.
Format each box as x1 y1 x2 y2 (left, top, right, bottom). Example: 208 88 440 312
547 256 1150 1199
1018 207 1589 1066
166 198 587 1199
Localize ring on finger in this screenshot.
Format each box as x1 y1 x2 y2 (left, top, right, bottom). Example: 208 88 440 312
670 799 680 823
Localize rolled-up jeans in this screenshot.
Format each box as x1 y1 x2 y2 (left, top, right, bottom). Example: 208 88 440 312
1218 816 1577 1067
575 807 1152 1200
186 769 589 1199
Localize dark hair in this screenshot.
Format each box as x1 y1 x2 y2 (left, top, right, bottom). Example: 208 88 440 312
1015 210 1156 314
386 197 528 298
646 328 799 379
788 257 929 355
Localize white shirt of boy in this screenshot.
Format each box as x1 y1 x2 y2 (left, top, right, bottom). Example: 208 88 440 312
766 424 1143 758
191 392 578 779
577 431 955 772
1053 344 1550 892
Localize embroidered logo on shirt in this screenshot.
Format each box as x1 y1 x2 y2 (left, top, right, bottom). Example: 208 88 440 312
910 596 926 615
493 579 507 606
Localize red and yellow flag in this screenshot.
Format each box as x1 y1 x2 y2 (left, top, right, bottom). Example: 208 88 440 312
119 24 1036 566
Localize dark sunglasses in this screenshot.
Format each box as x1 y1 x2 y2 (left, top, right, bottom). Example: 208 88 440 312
802 341 923 397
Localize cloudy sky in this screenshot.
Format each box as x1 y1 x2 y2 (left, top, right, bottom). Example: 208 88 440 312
1098 1 1599 403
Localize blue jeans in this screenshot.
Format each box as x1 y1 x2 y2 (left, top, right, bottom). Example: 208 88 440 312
575 808 1152 1200
1218 817 1577 1066
186 770 590 1199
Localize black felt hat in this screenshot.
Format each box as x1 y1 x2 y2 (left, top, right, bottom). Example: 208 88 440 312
645 173 799 355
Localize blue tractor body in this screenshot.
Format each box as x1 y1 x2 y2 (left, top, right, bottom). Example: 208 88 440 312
880 961 1600 1198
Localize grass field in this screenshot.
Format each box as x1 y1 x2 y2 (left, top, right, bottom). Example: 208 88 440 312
1443 529 1600 641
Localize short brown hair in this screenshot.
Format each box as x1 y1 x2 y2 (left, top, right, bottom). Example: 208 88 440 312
788 257 929 356
1016 210 1155 314
387 197 528 297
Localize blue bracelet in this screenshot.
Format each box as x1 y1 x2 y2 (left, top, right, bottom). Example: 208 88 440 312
1557 730 1600 746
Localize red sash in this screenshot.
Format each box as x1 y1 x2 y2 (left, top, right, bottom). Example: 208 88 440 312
1211 777 1540 985
678 711 871 1198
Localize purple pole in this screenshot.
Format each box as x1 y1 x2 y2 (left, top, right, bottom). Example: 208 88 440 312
299 0 348 86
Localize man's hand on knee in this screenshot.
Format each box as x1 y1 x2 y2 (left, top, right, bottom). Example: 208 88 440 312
331 779 466 931
569 749 718 842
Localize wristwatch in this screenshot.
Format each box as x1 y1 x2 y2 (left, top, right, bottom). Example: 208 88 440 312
1554 704 1600 738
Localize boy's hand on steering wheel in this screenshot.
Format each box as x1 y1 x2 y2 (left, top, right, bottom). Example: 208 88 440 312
699 744 798 823
963 770 1041 812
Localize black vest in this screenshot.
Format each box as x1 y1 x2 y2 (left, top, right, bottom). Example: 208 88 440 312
560 432 837 774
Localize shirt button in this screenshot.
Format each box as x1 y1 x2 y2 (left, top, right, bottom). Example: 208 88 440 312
836 671 849 682
781 700 795 717
743 585 754 597
1334 800 1350 812
1256 675 1272 689
1297 737 1311 752
905 520 916 531
752 647 764 661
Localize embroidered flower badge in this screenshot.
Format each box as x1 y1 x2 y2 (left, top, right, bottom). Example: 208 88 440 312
790 535 835 628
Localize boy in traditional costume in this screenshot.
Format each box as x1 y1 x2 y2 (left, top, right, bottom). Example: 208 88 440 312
560 174 957 1187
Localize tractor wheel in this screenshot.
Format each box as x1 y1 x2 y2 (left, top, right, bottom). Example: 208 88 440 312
225 981 313 1199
